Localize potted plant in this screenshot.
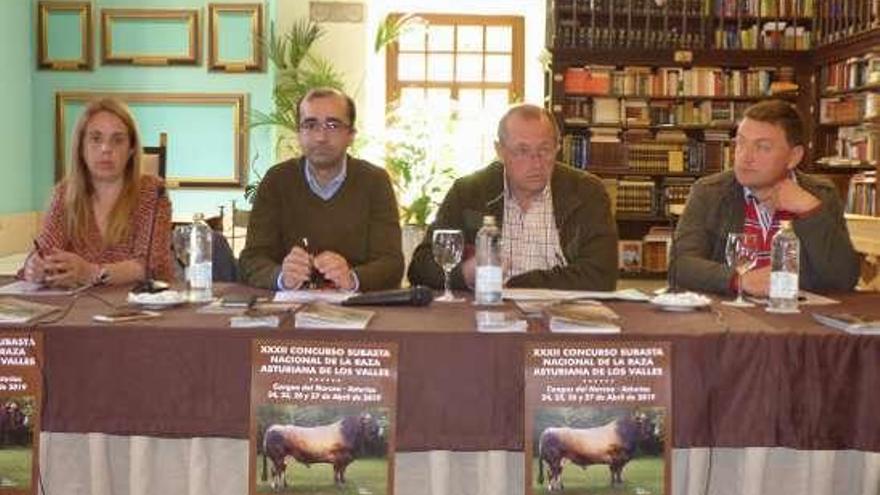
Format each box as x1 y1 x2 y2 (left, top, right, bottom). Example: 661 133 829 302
381 99 459 264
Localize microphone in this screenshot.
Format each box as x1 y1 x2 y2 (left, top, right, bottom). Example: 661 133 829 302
342 286 434 307
132 184 170 294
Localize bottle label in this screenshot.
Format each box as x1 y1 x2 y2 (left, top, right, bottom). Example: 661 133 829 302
475 266 503 304
188 261 212 290
769 272 798 299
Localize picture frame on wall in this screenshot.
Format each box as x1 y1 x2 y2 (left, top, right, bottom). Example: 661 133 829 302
55 92 248 188
101 8 200 66
37 1 93 71
208 3 264 72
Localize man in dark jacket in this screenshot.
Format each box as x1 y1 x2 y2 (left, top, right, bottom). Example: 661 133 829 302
239 88 403 291
670 100 859 295
408 104 618 291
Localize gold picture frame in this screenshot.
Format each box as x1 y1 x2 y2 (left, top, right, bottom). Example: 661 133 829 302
37 1 93 71
55 92 248 188
101 9 200 66
208 3 264 72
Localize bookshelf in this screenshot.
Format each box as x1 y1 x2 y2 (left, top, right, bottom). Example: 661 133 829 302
547 0 819 277
812 27 880 218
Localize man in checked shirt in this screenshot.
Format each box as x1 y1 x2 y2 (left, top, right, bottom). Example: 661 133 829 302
670 100 859 296
408 103 619 291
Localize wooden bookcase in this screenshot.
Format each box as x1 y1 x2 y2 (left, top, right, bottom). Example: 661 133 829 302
811 28 880 217
547 0 817 277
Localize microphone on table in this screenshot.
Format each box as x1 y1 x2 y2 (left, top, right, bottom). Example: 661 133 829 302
132 185 170 294
342 286 434 307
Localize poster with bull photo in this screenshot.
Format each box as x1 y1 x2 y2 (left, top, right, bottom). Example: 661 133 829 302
0 332 42 495
524 341 671 495
250 339 397 495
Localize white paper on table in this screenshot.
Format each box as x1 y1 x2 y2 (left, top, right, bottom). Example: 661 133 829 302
0 280 80 296
749 290 840 307
503 288 650 302
549 317 621 334
273 289 355 304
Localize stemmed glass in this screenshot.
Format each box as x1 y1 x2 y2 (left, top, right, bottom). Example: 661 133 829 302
432 229 465 303
722 232 758 307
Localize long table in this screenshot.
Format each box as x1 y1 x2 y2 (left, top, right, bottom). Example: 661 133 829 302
16 287 880 494
3 286 880 495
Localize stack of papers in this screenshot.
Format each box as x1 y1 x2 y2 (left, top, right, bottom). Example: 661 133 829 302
0 297 61 324
0 281 80 296
295 303 374 330
546 302 621 334
503 288 650 302
274 289 354 304
812 312 880 334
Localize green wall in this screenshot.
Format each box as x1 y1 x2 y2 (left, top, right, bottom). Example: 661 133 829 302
30 0 276 217
0 0 34 214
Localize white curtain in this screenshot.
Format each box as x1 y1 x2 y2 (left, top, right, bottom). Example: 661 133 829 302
39 433 880 495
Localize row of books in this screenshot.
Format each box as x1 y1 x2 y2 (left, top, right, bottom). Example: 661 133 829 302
563 66 797 98
563 97 754 127
818 124 880 165
556 23 811 50
714 23 811 50
557 0 709 16
819 92 880 123
556 25 708 50
715 0 814 17
846 171 877 215
556 0 814 18
603 177 697 216
816 1 880 45
563 130 734 172
820 53 880 92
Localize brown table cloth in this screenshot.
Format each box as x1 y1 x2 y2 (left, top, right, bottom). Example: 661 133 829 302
24 286 880 452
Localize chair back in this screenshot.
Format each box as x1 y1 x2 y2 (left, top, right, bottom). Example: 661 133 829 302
229 200 251 253
142 132 168 178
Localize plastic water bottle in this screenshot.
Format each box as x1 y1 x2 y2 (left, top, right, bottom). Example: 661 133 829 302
188 213 213 302
474 215 503 305
768 220 799 313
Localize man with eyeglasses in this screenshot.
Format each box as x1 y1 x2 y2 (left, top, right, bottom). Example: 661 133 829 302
671 99 859 295
239 87 403 291
408 103 618 290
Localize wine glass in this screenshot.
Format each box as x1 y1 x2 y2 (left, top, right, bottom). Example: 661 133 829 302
432 229 465 303
722 232 758 307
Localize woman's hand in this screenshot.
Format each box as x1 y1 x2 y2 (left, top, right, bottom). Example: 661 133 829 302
22 252 48 284
42 249 96 288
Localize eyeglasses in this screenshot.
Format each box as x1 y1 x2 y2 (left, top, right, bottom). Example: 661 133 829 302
298 119 351 134
505 145 558 161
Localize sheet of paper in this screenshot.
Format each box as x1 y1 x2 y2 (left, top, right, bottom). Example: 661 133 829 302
503 288 650 302
0 280 79 296
273 289 355 304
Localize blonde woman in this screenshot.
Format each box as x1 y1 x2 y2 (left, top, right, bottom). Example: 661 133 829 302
21 98 173 288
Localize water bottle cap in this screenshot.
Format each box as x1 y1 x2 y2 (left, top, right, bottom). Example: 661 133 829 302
482 215 496 226
193 212 205 221
780 220 792 229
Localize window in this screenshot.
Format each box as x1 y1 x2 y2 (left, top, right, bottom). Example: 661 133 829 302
387 14 525 170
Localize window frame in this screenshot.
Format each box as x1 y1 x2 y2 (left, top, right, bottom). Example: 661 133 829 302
385 13 525 106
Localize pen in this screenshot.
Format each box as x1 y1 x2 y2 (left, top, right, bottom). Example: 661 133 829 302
301 237 315 289
33 239 45 258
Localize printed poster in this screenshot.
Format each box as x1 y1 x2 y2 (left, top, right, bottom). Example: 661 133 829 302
0 332 42 495
250 339 397 495
525 341 672 495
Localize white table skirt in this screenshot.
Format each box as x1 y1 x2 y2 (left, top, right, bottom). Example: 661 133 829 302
39 433 880 495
